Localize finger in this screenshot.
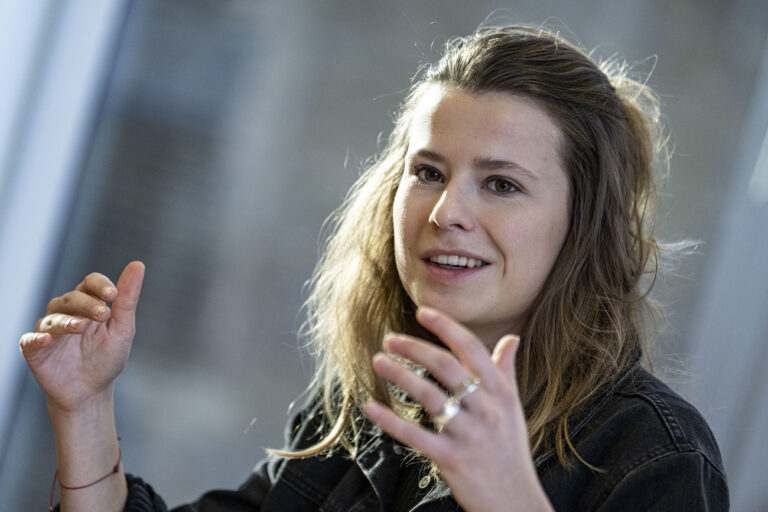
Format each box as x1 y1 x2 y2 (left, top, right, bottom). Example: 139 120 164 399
45 290 111 322
34 313 89 335
74 272 118 303
372 353 449 415
364 400 445 459
373 351 482 438
384 335 476 397
491 334 520 379
109 261 145 331
416 307 500 390
19 332 53 359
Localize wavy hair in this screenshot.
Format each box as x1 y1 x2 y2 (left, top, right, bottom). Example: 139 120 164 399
271 25 669 469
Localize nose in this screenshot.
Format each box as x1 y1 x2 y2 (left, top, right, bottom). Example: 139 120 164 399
428 181 475 231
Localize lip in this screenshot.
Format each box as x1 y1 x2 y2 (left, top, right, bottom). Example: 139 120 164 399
420 248 490 262
422 259 489 283
419 248 491 283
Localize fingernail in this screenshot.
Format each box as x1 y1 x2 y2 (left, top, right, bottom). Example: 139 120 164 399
382 334 396 351
69 319 81 329
507 334 521 352
364 400 381 416
103 286 116 297
96 306 109 317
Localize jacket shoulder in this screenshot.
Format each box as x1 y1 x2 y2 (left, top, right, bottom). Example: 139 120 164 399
611 368 724 470
579 367 724 473
539 367 729 511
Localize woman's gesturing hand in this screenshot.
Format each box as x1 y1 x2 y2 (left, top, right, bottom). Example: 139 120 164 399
363 307 553 512
19 261 145 414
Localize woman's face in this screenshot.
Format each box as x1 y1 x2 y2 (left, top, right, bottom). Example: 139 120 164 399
393 84 570 348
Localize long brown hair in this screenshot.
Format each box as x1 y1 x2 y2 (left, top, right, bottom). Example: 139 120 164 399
271 25 668 469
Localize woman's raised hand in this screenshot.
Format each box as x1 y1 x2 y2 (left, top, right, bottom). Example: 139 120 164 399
19 261 145 414
364 307 553 512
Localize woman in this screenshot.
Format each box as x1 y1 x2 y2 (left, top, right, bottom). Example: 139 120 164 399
21 25 728 511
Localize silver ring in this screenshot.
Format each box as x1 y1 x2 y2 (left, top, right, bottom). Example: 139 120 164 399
452 376 480 401
432 396 460 432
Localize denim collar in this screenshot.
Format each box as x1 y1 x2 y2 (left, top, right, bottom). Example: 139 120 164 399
356 424 455 510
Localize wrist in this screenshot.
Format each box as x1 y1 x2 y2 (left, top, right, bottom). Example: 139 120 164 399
47 387 125 512
47 384 115 421
47 384 119 481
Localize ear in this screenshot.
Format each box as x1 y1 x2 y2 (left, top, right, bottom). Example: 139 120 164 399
492 334 520 378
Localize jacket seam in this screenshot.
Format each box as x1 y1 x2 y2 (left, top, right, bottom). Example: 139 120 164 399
279 466 329 507
283 464 380 512
616 384 726 475
626 389 691 451
597 447 727 507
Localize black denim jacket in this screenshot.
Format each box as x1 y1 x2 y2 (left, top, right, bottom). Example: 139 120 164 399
97 365 728 511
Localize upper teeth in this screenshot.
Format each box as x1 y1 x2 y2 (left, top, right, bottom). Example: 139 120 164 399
429 255 486 267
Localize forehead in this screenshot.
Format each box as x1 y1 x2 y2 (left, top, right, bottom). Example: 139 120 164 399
407 84 564 171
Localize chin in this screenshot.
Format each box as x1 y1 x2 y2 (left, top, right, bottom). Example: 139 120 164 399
414 296 483 324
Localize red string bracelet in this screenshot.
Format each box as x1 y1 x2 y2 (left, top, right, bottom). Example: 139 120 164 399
49 437 122 511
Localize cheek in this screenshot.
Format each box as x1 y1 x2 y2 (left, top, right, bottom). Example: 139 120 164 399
392 186 411 269
392 187 420 303
549 201 571 257
392 187 405 241
504 209 569 279
533 208 570 288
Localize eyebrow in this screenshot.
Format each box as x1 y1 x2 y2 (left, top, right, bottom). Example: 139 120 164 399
410 149 539 181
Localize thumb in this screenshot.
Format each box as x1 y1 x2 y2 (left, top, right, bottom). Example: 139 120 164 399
109 261 145 331
492 334 520 378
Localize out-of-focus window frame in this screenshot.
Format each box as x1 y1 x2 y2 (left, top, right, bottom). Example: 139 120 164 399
0 0 127 476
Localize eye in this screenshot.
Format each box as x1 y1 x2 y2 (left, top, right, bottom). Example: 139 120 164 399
486 177 519 195
414 165 444 183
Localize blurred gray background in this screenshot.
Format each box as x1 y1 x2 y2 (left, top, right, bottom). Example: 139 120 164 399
1 0 767 509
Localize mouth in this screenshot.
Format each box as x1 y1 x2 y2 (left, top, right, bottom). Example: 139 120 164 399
425 254 489 270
